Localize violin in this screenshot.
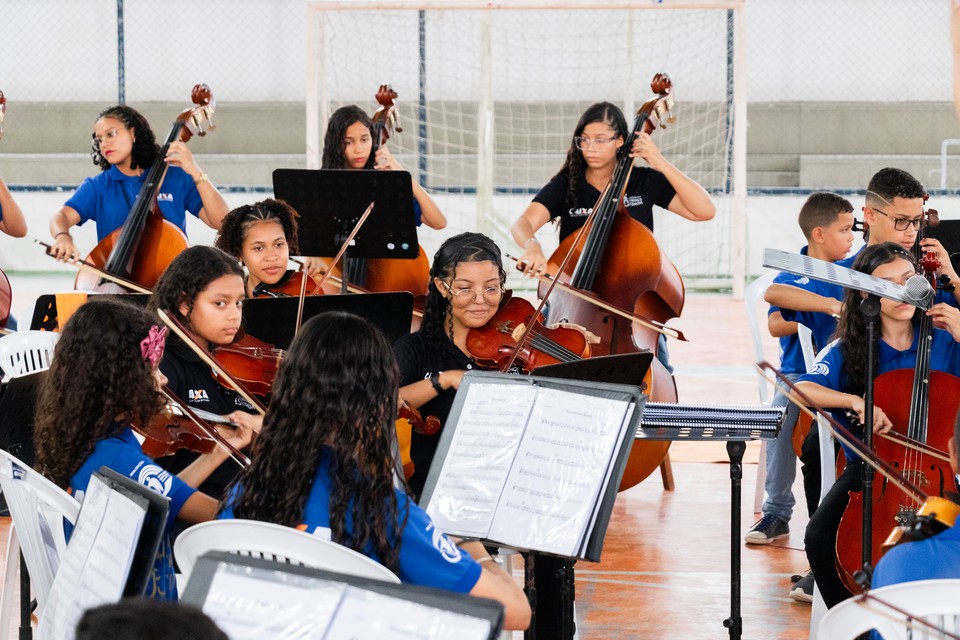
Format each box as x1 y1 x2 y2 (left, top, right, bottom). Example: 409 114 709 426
211 331 285 397
77 85 216 292
836 248 960 591
466 292 590 373
135 386 251 467
316 85 431 299
537 73 681 491
251 270 319 299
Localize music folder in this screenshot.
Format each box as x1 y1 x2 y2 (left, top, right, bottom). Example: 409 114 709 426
420 370 645 562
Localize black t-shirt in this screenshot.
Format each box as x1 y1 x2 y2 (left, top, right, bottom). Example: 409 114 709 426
532 167 676 242
393 331 475 501
157 342 257 500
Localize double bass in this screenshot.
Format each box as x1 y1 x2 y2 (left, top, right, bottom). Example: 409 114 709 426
541 74 681 490
77 85 216 292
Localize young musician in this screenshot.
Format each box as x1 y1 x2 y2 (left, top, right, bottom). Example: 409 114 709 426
796 242 960 608
0 175 27 237
147 246 262 498
392 232 505 499
33 298 253 600
219 311 531 631
48 105 229 261
510 101 714 370
214 199 313 298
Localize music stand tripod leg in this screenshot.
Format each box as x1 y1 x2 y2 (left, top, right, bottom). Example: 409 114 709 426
723 440 746 640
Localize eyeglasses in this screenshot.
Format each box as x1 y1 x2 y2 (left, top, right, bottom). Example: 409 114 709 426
92 127 127 147
439 281 504 304
872 207 922 231
574 135 619 150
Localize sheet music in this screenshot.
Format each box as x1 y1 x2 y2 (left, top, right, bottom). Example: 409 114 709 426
323 587 492 640
762 248 910 302
487 388 631 556
425 383 538 538
39 475 145 640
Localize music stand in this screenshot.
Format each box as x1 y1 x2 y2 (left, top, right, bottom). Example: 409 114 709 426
0 370 44 467
242 293 414 350
516 353 653 640
273 168 418 260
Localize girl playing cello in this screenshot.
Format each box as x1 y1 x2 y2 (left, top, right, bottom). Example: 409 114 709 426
219 311 530 631
797 241 960 608
48 104 228 261
33 297 253 600
214 198 315 298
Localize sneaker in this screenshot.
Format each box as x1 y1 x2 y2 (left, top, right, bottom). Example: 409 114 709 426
789 570 814 603
744 513 789 544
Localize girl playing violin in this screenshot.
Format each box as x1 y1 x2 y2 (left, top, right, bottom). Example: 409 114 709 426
48 104 229 261
214 198 314 298
797 241 960 608
393 232 505 499
219 311 530 631
33 297 253 600
147 246 261 497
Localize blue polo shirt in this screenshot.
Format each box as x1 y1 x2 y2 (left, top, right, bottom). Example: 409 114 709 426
65 165 203 241
872 519 960 588
798 327 960 461
220 446 482 593
69 427 196 600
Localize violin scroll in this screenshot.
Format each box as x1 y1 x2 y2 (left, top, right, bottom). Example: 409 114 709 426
176 83 216 143
373 84 401 145
642 73 675 134
398 399 441 436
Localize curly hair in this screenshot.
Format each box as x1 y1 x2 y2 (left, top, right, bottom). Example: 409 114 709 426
147 246 244 345
214 199 301 259
321 105 376 170
222 311 405 573
420 232 505 344
835 242 919 396
552 102 629 215
90 105 160 172
34 298 165 488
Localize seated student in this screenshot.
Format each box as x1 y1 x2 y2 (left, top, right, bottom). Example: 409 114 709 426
48 104 229 262
214 198 317 298
746 193 854 602
870 411 960 589
33 298 253 600
796 242 960 608
147 246 263 500
219 311 531 631
76 600 227 640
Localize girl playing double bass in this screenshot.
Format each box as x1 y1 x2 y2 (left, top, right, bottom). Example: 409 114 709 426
219 311 531 631
393 232 505 499
33 297 253 600
48 105 229 261
796 241 960 608
214 198 315 298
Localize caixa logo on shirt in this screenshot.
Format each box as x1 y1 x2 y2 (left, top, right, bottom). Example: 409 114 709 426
623 195 643 207
568 207 591 218
157 192 174 202
188 389 210 403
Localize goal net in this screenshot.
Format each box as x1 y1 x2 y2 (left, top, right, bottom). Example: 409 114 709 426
306 1 744 291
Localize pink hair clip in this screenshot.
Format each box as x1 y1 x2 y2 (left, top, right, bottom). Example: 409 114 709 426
140 325 167 368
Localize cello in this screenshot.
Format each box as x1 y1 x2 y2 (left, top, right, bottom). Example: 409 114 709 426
835 248 960 592
76 85 216 292
541 74 682 491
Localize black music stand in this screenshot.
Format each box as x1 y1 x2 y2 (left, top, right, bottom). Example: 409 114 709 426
273 168 419 292
514 353 653 640
29 293 150 331
0 370 44 468
242 293 414 350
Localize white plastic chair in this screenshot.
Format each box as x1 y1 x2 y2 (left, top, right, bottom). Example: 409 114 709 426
0 450 80 640
744 272 778 512
818 579 960 639
0 331 59 382
174 519 400 585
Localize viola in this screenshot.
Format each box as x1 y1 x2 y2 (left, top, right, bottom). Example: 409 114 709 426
835 250 960 592
211 332 285 398
315 84 431 299
537 73 681 491
466 293 590 373
135 386 251 467
77 85 216 292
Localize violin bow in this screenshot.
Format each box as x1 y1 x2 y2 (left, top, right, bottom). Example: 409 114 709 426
34 239 152 294
157 308 268 416
505 254 687 341
160 386 251 467
308 201 375 297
